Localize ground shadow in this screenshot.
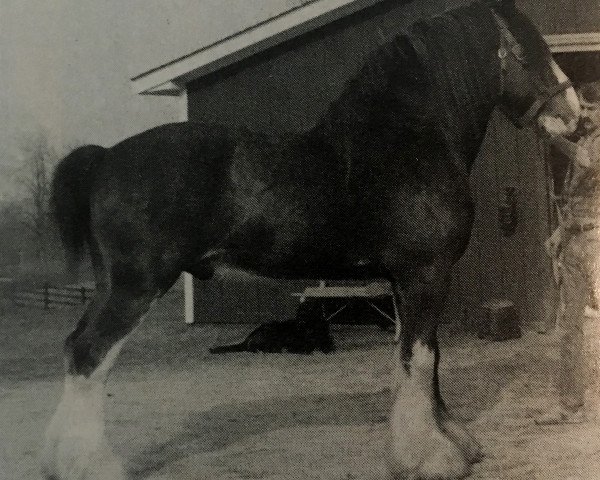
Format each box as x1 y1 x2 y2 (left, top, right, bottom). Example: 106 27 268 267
129 388 389 477
129 357 520 478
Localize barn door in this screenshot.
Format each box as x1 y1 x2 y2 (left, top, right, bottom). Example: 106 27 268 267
444 111 558 332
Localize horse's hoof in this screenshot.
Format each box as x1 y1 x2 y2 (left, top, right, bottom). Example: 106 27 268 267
459 437 484 465
41 438 126 480
441 418 484 464
460 440 484 465
41 411 126 480
387 432 471 480
419 443 471 480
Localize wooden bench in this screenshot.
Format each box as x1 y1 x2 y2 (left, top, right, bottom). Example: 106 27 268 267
293 281 400 334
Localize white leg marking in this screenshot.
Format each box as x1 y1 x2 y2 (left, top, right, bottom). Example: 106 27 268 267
388 341 470 480
91 336 129 382
41 338 130 480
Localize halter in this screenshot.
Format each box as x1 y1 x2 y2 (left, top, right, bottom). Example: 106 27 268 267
492 11 572 128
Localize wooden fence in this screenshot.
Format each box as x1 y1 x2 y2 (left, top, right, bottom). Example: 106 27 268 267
13 283 95 309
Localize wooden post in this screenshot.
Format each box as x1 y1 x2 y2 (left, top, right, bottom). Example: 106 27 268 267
184 273 194 325
178 88 195 325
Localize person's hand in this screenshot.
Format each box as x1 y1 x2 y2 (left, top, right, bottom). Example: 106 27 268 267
575 148 591 167
538 116 572 140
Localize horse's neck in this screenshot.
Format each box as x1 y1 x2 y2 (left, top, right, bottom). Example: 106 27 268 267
422 17 500 172
445 91 497 172
311 6 501 172
434 79 498 174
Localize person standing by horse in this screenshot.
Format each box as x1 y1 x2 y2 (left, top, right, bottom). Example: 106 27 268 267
538 81 600 425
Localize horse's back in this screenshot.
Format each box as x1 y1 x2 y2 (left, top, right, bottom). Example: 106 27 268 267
99 122 233 182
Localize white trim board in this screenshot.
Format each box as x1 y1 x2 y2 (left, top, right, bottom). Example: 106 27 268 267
546 32 600 53
178 89 196 325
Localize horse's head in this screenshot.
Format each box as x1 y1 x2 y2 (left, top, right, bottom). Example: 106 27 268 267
486 0 580 135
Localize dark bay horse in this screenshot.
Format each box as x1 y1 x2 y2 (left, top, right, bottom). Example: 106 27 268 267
43 1 580 479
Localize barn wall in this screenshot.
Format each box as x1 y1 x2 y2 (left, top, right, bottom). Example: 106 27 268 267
520 0 600 35
188 0 470 133
187 0 589 326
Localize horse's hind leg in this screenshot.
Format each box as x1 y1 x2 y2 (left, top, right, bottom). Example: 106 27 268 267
41 263 175 480
387 260 473 480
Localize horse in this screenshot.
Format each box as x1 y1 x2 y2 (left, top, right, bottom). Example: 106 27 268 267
42 1 580 479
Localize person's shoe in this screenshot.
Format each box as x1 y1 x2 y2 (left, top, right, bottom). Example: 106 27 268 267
534 405 586 425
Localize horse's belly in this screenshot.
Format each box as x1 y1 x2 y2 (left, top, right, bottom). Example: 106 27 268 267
219 258 381 281
219 247 359 280
215 225 378 280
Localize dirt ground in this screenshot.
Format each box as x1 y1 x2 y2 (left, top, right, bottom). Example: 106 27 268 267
2 292 600 480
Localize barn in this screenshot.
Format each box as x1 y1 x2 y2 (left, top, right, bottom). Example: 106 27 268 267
131 0 600 331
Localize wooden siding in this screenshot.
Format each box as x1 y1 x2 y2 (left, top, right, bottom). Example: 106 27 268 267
520 0 600 35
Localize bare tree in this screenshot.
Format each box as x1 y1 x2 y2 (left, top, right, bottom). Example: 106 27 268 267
17 130 60 261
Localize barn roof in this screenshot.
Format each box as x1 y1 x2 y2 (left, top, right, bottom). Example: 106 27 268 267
130 0 600 96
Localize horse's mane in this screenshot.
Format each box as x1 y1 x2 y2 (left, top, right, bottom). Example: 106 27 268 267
313 1 499 153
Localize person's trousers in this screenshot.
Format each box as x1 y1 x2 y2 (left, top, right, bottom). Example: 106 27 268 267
559 229 600 410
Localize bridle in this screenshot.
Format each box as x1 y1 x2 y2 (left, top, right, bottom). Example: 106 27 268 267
492 10 572 128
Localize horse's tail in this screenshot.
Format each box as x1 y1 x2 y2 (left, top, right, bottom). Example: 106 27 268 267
209 342 248 354
51 145 106 277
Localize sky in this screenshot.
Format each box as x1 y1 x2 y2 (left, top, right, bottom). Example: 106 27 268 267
0 0 310 198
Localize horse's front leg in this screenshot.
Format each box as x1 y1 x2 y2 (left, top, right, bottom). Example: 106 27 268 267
433 335 484 465
387 261 474 480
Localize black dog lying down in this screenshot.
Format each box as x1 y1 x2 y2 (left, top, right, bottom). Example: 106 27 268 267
209 317 335 354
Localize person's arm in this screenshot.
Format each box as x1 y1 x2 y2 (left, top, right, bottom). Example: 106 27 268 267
551 136 591 167
587 133 600 166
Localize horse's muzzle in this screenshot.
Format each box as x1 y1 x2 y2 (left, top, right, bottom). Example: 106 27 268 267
537 114 578 138
536 81 580 135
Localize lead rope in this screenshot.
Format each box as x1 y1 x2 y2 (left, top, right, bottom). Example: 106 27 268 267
549 146 576 328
